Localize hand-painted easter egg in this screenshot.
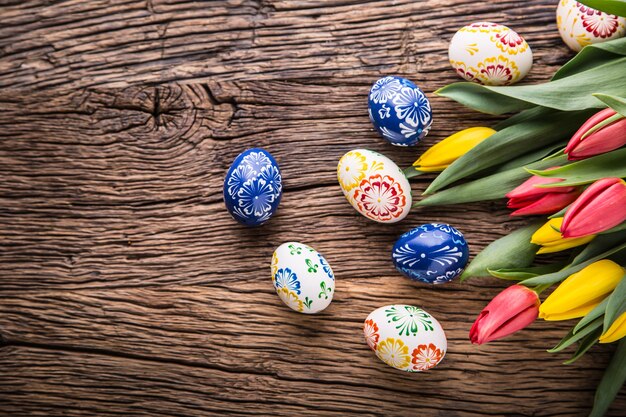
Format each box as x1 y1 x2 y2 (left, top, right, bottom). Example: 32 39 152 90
364 305 447 372
337 149 412 223
448 22 533 86
557 0 626 52
272 242 335 314
367 76 432 146
223 148 282 227
392 223 469 284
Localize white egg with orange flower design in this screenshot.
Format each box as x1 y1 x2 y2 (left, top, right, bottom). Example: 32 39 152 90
337 149 411 223
448 22 533 86
364 305 447 372
556 0 626 52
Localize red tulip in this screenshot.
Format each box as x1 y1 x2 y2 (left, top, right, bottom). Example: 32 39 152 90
565 108 626 161
561 177 626 238
505 170 580 216
470 285 540 345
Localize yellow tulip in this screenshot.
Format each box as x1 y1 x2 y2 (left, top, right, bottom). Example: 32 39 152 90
539 260 624 321
599 312 626 344
413 127 496 172
530 217 595 254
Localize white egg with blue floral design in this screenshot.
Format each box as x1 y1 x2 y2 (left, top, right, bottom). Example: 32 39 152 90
223 148 282 227
368 76 432 146
337 149 412 223
272 242 334 314
364 305 447 372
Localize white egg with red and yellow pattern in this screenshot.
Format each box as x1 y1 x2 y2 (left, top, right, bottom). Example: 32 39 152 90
556 0 626 52
448 22 533 86
364 305 447 372
271 242 334 314
337 149 412 224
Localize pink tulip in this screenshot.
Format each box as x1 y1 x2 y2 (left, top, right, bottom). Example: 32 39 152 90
470 285 540 345
505 170 580 216
565 108 626 161
561 177 626 238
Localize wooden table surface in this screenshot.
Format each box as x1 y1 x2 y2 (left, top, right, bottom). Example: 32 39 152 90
1 0 624 416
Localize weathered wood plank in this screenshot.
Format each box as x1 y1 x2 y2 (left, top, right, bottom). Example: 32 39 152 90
0 0 570 90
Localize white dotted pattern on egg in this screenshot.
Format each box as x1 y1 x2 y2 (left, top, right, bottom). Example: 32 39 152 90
337 149 412 224
448 22 533 86
272 242 334 314
557 0 626 52
364 305 447 372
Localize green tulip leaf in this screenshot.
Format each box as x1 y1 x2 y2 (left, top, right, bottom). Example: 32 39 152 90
460 222 541 282
553 37 626 80
593 93 626 117
572 230 626 265
488 264 566 281
528 148 626 187
577 0 626 17
602 221 626 235
548 317 603 353
418 155 569 206
435 58 626 114
589 338 626 417
563 328 601 364
604 273 626 333
424 109 591 194
492 142 568 174
520 241 626 286
574 298 609 334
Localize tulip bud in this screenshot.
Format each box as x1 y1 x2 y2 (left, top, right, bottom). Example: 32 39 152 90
413 127 496 172
530 217 595 254
539 260 624 321
505 169 581 216
565 108 626 161
561 177 626 238
470 284 540 344
599 312 626 344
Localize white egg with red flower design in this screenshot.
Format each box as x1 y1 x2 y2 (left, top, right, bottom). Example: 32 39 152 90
556 0 626 52
364 305 447 372
448 22 533 86
337 149 412 223
272 242 335 314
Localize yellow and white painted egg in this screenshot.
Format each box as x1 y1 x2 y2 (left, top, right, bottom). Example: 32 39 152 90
337 149 411 223
364 305 447 372
271 242 334 314
448 22 533 86
557 0 626 52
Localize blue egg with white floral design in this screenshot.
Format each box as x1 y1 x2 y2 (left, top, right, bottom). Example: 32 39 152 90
392 223 469 284
368 76 432 146
223 148 282 227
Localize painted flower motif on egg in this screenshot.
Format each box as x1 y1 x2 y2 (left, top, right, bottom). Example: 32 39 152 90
223 148 282 227
392 223 469 284
557 0 626 52
272 242 334 314
368 76 432 146
448 22 533 85
337 149 412 223
364 305 447 372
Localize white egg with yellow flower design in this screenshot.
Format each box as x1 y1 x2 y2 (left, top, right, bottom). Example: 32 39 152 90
337 149 412 223
556 0 626 52
364 305 447 372
448 22 533 86
272 242 334 314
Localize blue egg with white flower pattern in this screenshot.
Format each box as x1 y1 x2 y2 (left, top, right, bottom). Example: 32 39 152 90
368 76 432 146
223 148 282 227
392 223 469 284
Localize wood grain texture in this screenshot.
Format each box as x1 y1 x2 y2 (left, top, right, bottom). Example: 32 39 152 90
0 0 624 416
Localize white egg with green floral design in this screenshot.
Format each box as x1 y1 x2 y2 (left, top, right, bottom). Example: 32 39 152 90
364 305 447 372
272 242 334 314
337 149 412 223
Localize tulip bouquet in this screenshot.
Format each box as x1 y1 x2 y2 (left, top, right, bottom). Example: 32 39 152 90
405 22 626 416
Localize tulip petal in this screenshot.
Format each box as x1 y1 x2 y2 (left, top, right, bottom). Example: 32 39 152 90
415 127 496 170
599 312 626 344
562 178 626 238
506 172 576 199
510 192 580 216
568 118 626 160
565 108 616 154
